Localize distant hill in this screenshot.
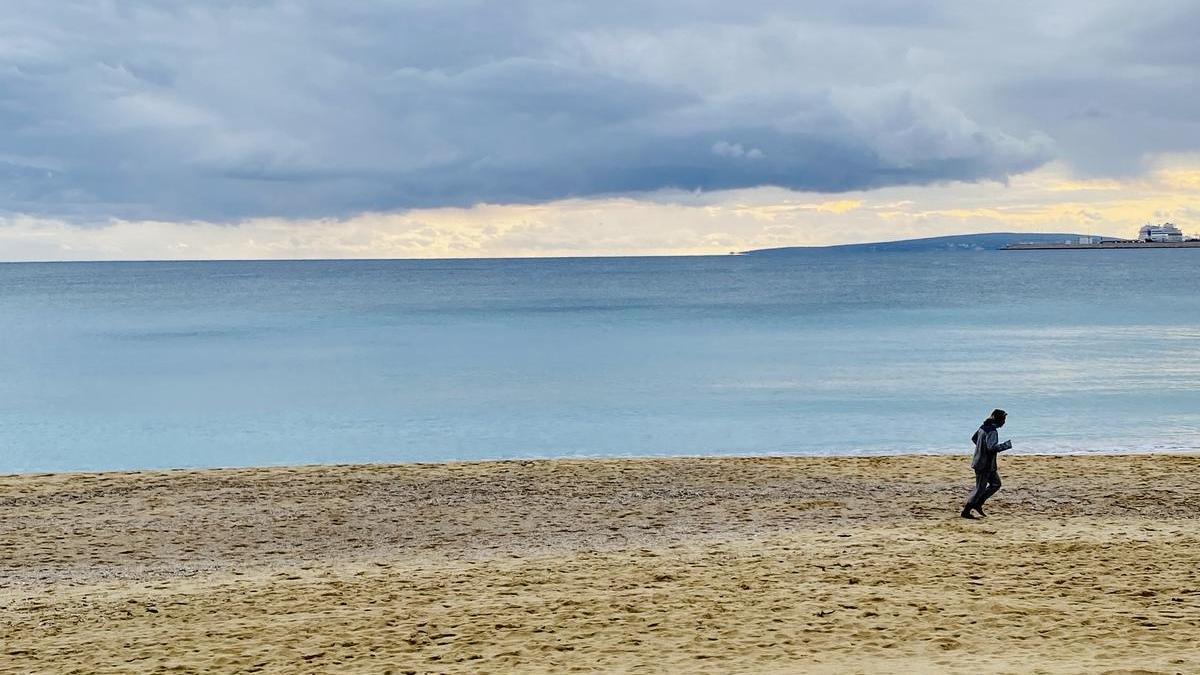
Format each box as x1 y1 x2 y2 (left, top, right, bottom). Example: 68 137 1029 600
741 232 1112 255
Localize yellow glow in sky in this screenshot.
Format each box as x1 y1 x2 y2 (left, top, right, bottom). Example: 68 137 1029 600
3 155 1200 261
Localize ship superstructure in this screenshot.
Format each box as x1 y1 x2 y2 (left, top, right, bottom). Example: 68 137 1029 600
1139 223 1184 242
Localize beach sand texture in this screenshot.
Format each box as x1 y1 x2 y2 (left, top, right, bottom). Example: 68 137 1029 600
2 454 1199 673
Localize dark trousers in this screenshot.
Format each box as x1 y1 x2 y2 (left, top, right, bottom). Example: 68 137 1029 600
967 468 1002 508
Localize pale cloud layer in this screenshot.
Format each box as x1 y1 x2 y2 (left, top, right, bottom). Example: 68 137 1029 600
5 157 1200 261
3 1 1200 258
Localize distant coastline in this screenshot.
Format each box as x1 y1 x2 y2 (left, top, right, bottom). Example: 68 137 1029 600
744 229 1200 255
1001 241 1200 250
742 232 1106 255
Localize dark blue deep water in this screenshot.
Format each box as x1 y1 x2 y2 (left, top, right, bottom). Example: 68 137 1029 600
2 250 1199 473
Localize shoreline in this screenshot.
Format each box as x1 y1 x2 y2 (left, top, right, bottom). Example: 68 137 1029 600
3 454 1199 672
6 447 1200 479
1002 241 1200 250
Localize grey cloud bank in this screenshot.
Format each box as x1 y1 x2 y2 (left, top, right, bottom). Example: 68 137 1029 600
0 1 1193 221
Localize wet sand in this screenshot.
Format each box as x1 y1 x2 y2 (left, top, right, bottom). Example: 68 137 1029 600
2 454 1199 673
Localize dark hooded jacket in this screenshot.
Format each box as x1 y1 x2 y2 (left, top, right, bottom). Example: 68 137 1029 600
970 420 1009 472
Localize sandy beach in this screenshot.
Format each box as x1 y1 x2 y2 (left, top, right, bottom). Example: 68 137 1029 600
2 454 1198 673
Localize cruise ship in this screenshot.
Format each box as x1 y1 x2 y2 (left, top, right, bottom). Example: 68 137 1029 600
1138 223 1184 242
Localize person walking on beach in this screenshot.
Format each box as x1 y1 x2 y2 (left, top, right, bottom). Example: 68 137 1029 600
961 409 1012 519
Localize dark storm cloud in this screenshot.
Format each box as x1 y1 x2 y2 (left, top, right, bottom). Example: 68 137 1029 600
0 1 1188 220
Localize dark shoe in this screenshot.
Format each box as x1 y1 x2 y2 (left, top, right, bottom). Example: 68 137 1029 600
973 505 987 518
960 507 977 519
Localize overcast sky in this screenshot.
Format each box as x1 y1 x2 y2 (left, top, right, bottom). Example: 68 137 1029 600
3 1 1200 259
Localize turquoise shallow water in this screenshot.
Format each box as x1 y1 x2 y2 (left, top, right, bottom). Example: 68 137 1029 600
1 250 1199 473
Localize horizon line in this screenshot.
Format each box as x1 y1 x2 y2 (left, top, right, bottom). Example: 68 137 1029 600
0 231 1100 265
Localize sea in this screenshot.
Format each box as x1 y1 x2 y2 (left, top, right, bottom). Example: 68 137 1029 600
2 249 1199 474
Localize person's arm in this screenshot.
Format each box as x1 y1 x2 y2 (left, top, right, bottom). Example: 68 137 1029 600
986 429 1012 452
